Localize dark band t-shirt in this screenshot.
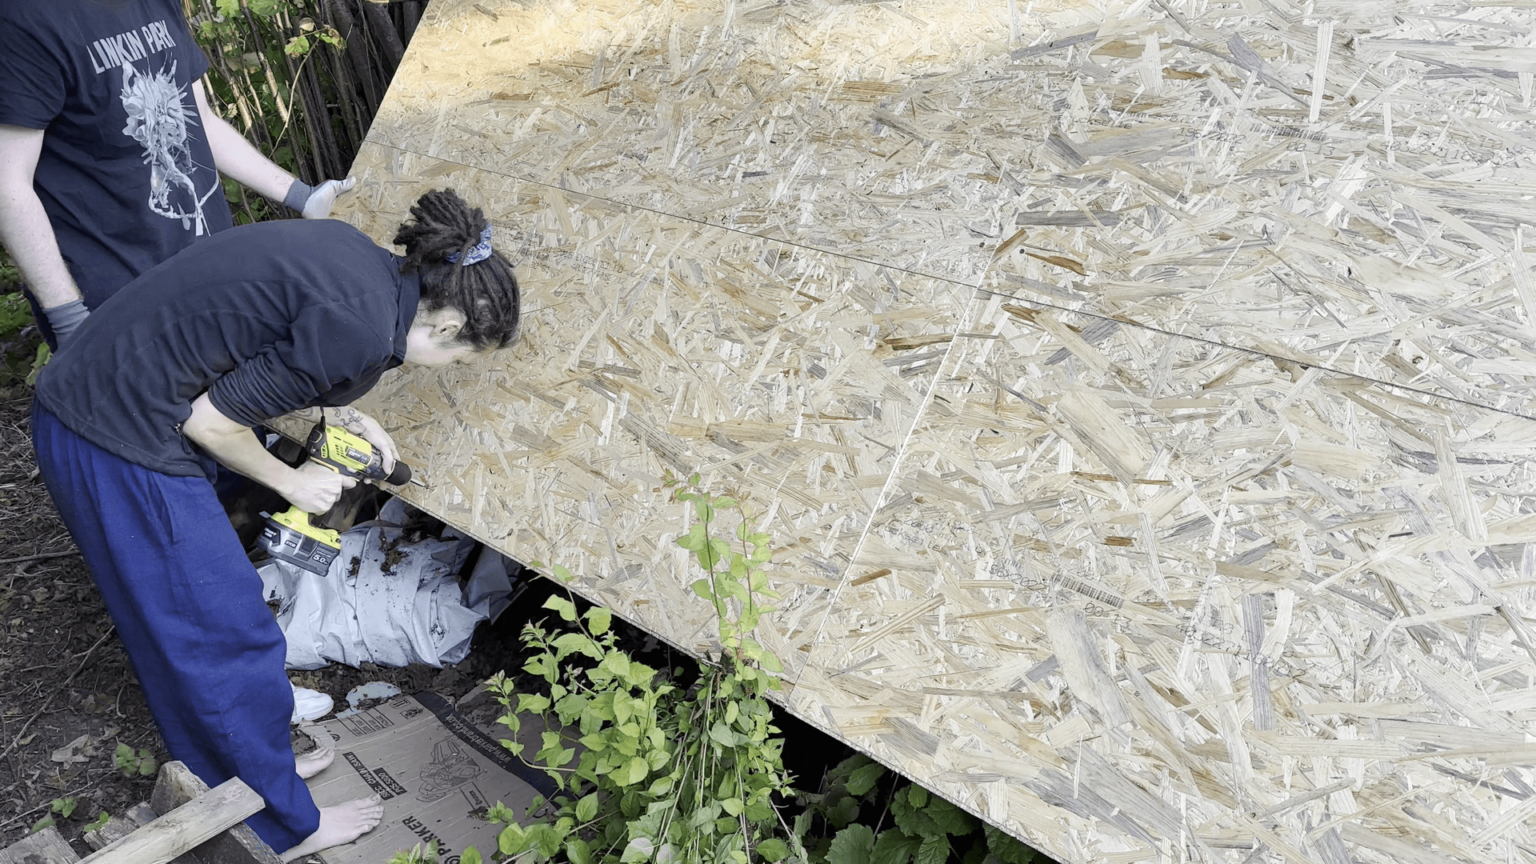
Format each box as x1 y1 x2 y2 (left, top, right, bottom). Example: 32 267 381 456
0 0 233 308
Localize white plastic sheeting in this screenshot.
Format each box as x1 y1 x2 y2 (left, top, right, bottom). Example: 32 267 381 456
259 501 515 669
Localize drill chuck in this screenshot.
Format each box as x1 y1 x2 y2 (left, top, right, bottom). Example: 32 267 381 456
384 461 411 486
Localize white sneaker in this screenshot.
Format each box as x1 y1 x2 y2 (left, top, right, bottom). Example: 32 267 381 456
291 684 334 724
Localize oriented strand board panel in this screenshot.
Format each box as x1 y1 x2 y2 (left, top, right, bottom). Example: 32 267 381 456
342 143 970 678
792 289 1536 863
364 0 1536 417
979 1 1536 415
358 0 1098 285
331 0 1536 860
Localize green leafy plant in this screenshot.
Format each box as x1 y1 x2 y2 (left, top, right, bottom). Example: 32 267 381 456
23 343 50 386
84 810 112 833
0 289 50 388
0 292 30 336
484 474 796 864
29 797 78 834
388 840 439 864
114 742 158 778
793 756 1045 864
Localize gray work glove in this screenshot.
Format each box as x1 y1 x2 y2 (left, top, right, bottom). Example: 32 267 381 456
284 177 358 219
43 299 89 352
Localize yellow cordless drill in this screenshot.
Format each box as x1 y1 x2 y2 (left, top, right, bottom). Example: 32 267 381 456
258 422 419 575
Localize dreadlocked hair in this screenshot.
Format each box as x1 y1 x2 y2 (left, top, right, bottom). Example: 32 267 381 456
392 188 520 351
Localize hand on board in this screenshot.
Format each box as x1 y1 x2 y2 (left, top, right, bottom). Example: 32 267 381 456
301 177 358 220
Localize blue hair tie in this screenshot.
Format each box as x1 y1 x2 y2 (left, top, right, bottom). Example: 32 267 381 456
446 225 493 265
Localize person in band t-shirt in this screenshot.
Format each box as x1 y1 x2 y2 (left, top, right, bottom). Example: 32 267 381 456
0 0 355 351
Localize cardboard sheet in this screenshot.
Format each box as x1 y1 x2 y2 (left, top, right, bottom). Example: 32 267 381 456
305 693 554 864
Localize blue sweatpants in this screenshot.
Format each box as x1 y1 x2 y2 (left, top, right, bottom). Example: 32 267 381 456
31 404 320 852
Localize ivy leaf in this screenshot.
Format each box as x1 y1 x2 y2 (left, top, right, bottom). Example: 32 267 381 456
827 824 876 864
757 839 790 863
460 848 482 864
871 831 921 864
845 762 886 796
908 787 929 808
575 792 598 822
914 835 950 864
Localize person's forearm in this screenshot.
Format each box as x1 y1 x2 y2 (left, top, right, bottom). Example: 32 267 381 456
279 406 370 434
0 174 81 308
186 395 298 496
196 82 294 202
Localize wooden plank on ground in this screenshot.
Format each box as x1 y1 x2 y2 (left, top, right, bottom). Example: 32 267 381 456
0 827 78 864
149 763 281 864
80 775 262 864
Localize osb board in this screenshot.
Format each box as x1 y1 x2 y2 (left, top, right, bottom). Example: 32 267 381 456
355 0 1098 287
364 0 1536 419
329 0 1536 860
792 288 1536 864
974 0 1536 415
337 142 971 679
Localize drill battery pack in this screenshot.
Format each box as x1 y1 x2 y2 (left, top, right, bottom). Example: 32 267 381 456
259 506 341 576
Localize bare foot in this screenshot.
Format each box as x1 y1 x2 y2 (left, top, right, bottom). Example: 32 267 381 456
295 742 335 780
281 797 385 862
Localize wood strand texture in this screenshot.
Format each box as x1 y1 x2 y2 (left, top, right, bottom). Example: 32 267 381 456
325 0 1536 860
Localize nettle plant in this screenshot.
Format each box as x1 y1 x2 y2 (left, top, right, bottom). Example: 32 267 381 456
484 473 797 864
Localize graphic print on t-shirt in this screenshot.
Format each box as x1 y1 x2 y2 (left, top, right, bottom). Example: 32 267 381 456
119 57 217 236
82 18 216 236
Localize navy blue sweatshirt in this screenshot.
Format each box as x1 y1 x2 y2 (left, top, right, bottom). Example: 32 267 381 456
35 220 421 477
